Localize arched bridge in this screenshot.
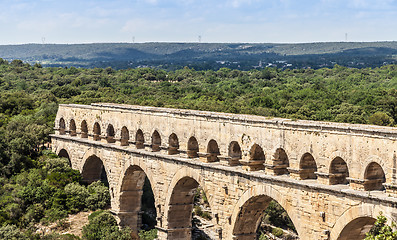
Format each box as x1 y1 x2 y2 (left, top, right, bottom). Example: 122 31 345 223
51 103 397 240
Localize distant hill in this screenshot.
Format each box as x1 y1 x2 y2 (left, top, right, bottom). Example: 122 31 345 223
1 42 397 70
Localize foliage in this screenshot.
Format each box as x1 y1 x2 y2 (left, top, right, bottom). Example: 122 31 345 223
1 58 397 238
0 224 29 240
258 233 269 240
262 200 296 232
365 213 397 240
369 112 394 126
272 227 284 237
82 210 132 240
86 181 111 210
0 152 110 236
138 229 158 240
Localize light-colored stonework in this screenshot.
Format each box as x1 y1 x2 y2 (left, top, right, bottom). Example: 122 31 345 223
52 103 397 240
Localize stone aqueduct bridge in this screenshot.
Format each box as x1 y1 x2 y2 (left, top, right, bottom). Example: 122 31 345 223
52 103 397 240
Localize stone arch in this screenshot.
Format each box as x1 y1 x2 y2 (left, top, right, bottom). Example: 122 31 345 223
330 204 387 240
330 157 349 185
230 185 301 239
250 144 265 161
59 118 66 135
229 141 242 159
58 149 71 167
168 133 179 155
81 154 108 185
299 152 317 180
187 136 199 158
80 120 88 138
207 139 220 162
228 141 242 166
69 119 77 136
364 162 386 191
242 143 265 171
164 167 212 239
272 148 289 175
118 165 157 231
106 124 116 143
151 130 161 152
337 217 376 240
135 129 144 149
120 126 129 146
361 155 389 182
93 122 101 141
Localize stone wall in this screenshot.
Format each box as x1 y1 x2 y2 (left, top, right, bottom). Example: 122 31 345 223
52 103 397 240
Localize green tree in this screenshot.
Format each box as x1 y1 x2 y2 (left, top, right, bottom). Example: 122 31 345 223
369 112 394 126
82 210 132 240
365 213 397 239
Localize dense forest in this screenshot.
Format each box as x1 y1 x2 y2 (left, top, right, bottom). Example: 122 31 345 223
1 58 397 125
1 58 397 239
1 42 397 70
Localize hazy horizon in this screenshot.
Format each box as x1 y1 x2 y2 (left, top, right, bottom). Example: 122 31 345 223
1 0 397 45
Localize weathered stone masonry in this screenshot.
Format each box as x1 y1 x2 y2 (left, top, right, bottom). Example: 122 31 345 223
52 103 397 240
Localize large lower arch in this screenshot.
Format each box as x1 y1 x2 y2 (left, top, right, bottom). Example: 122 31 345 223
330 204 385 240
163 167 212 240
57 148 71 167
118 165 156 233
230 185 301 240
337 217 376 240
81 155 108 185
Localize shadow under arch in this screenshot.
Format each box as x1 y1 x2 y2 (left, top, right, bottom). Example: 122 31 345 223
118 165 157 233
231 185 301 240
163 167 213 239
187 136 199 158
168 133 179 155
93 122 101 141
58 148 71 167
59 117 66 135
120 126 129 146
337 217 376 240
106 124 116 143
330 157 349 185
81 155 108 186
330 204 385 240
272 148 289 175
299 152 317 180
80 120 88 138
69 119 77 136
364 162 386 191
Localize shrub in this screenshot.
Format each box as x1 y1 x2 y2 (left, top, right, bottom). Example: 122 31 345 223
0 224 28 240
138 229 157 240
368 112 394 126
22 203 44 224
86 181 110 210
272 227 284 237
64 182 89 213
258 233 269 240
365 212 397 239
82 211 132 240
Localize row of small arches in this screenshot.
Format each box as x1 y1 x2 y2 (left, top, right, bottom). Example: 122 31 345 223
58 118 387 191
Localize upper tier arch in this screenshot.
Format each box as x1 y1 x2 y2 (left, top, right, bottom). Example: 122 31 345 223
54 103 397 193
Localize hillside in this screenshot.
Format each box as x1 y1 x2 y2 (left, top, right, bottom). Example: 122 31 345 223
1 42 397 70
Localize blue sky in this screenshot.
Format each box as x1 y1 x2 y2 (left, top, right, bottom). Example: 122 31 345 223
1 0 397 44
